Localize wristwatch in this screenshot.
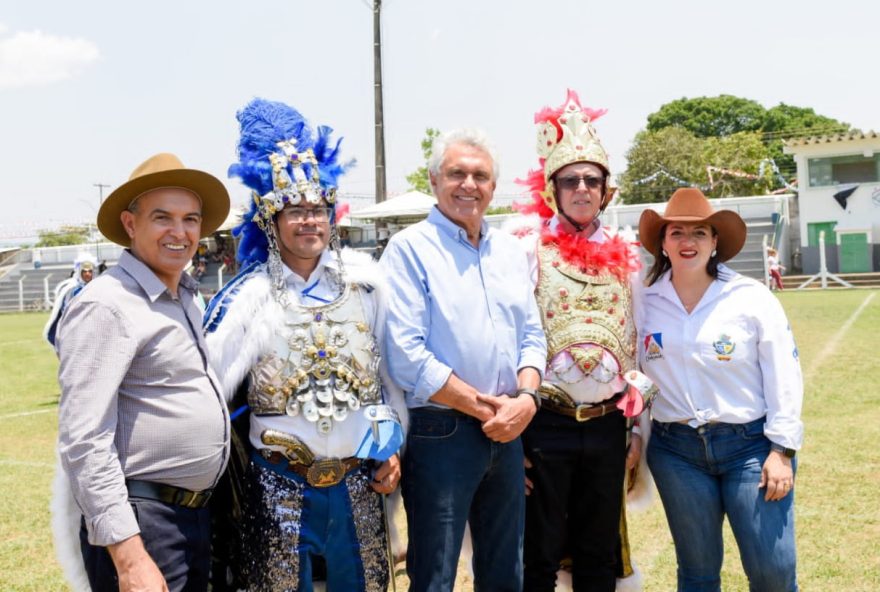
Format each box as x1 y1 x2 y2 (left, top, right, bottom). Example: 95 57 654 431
770 443 796 458
514 387 541 411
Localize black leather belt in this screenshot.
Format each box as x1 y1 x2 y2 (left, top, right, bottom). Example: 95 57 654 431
126 480 213 509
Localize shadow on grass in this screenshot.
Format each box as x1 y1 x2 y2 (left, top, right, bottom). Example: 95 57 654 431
37 396 60 409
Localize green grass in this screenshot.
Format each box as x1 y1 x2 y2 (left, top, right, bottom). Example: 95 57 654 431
2 290 879 590
0 313 65 591
628 289 880 591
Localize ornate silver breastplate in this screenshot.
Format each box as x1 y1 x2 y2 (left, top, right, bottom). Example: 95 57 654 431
248 282 382 434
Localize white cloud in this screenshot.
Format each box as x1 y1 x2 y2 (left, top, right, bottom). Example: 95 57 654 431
0 28 99 89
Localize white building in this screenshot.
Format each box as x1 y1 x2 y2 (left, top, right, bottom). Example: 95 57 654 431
784 131 880 273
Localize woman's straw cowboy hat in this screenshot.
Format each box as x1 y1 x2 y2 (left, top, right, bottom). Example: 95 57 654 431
639 188 747 262
98 153 230 247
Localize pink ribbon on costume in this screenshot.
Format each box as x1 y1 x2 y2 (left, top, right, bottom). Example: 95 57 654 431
617 370 659 418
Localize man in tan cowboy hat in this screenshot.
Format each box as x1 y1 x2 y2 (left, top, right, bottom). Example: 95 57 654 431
511 90 655 591
54 153 231 591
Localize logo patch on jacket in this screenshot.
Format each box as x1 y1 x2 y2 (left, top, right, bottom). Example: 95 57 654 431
712 334 736 361
644 333 663 361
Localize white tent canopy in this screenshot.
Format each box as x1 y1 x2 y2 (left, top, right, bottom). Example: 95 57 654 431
348 191 436 221
217 206 246 232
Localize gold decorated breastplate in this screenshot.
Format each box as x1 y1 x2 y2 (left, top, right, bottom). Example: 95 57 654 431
247 283 381 434
536 242 637 375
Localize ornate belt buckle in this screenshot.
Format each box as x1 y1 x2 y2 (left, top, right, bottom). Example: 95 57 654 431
574 404 593 422
306 459 346 488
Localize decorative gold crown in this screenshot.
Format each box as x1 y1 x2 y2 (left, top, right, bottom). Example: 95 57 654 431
251 138 337 232
535 90 614 214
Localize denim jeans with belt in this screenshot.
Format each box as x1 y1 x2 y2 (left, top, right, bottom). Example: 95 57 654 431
402 407 525 592
239 454 388 592
647 417 798 592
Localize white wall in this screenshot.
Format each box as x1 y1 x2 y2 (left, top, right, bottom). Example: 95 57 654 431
788 138 880 248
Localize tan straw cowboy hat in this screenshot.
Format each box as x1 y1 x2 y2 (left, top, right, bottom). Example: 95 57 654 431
639 188 747 262
98 153 230 247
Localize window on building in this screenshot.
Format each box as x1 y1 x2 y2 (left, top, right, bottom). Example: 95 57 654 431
808 153 880 187
807 221 837 247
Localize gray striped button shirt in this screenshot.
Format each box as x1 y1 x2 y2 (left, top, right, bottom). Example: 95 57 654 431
57 250 230 546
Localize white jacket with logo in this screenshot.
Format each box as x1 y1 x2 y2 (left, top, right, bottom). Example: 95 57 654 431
638 265 803 450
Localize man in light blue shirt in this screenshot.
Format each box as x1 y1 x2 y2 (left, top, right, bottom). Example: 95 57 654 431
381 128 547 591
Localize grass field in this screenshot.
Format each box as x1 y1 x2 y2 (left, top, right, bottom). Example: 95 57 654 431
1 289 878 591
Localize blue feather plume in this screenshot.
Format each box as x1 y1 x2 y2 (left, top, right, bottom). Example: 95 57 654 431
228 98 353 267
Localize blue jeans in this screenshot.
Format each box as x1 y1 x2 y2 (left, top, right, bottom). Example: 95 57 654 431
403 408 525 592
647 418 798 592
240 454 388 592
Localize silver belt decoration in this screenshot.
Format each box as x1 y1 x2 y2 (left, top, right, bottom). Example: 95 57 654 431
249 282 383 435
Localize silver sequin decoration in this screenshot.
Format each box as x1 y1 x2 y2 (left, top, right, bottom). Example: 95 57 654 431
345 473 389 592
241 460 304 591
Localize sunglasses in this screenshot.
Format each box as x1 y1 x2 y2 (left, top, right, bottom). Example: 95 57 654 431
555 175 605 191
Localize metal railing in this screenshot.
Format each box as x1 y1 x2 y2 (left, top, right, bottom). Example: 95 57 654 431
43 274 54 309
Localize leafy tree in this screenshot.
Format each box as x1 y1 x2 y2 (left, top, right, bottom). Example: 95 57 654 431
763 103 849 135
405 128 440 194
486 205 514 216
36 225 91 247
622 95 851 202
762 103 849 175
702 132 776 197
619 129 774 203
647 95 766 138
618 127 707 204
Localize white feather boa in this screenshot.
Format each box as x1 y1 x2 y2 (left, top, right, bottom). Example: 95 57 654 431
204 248 408 431
51 456 90 592
51 249 410 590
204 248 409 559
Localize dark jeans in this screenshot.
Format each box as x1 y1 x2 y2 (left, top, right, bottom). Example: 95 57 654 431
402 407 525 592
80 498 211 592
240 455 388 592
522 408 627 592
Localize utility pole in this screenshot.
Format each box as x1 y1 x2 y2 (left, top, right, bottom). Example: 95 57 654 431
93 182 110 260
373 0 387 204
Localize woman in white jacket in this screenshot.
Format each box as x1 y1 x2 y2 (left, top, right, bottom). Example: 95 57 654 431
637 188 803 592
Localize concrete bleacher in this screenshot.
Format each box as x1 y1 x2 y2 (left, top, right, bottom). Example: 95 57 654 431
717 215 775 279
0 244 122 312
604 195 791 282
0 264 75 311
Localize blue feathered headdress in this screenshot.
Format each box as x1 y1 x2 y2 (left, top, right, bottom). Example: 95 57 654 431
229 98 351 267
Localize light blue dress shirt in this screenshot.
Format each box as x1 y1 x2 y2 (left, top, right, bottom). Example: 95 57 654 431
381 207 547 408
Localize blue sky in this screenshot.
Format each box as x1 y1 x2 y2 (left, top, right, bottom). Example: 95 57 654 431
1 0 878 237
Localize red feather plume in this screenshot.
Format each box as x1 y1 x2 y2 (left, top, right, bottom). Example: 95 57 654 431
541 226 642 281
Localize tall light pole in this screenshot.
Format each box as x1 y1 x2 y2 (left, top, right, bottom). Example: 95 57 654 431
93 183 110 260
372 0 387 204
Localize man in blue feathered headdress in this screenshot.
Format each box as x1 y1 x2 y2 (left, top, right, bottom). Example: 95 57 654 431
204 98 407 591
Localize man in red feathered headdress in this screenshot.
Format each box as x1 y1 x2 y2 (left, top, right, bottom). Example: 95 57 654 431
511 90 655 591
